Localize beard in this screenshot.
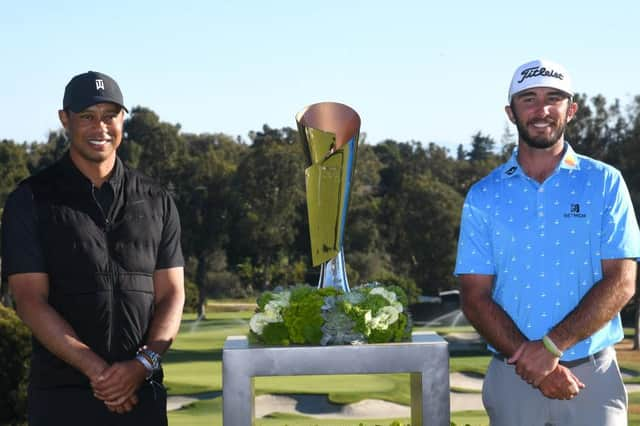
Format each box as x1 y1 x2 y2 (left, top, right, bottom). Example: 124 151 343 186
512 110 569 149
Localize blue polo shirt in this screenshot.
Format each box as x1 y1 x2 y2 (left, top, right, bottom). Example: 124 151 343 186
455 143 640 360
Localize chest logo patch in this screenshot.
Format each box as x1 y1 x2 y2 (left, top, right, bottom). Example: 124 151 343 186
564 203 586 218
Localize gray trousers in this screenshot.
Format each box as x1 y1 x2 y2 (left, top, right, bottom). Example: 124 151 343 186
482 347 627 426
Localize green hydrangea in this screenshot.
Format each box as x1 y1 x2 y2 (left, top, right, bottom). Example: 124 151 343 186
261 322 290 345
281 286 339 344
249 284 411 346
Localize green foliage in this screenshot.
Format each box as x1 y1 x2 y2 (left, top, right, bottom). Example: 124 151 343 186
0 140 30 208
236 257 306 293
27 131 69 174
379 172 463 294
250 285 408 346
0 304 31 425
206 270 249 299
282 286 334 344
184 279 200 313
228 131 306 291
123 107 185 184
256 291 278 310
261 322 290 345
467 132 495 162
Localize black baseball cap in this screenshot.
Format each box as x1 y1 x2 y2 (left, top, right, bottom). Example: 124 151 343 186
63 71 128 113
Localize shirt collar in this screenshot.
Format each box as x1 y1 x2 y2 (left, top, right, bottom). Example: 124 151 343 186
60 150 124 192
558 143 580 170
500 142 580 179
500 150 523 179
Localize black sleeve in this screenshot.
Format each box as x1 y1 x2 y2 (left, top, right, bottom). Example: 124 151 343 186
155 191 184 270
1 184 47 281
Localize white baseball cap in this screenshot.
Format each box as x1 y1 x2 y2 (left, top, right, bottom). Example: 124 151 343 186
508 59 573 102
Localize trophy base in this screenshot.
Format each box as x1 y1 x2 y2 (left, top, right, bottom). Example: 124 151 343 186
317 249 350 292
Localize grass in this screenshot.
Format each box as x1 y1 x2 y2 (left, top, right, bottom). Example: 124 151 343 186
256 373 411 405
165 308 640 426
170 398 487 426
163 312 250 395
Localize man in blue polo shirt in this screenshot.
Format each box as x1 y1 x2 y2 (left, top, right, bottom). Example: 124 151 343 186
455 59 640 425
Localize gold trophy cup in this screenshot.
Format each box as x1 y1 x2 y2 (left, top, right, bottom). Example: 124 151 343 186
296 102 360 292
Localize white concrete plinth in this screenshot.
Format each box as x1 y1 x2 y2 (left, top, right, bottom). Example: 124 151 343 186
222 331 450 425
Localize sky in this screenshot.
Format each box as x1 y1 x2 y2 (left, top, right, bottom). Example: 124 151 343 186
2 1 639 153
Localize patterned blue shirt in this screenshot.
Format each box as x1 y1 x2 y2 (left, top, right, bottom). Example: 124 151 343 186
455 143 640 360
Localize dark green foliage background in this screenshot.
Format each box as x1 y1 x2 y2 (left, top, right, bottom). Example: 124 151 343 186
0 304 31 425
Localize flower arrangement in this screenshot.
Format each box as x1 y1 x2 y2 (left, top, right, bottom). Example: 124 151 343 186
249 283 412 346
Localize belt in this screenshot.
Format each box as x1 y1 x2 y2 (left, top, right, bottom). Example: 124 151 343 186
493 346 612 368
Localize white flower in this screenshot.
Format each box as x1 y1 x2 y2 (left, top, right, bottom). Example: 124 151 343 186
362 309 373 335
249 308 284 335
268 291 291 309
366 306 400 330
369 287 403 313
249 313 269 335
250 291 290 335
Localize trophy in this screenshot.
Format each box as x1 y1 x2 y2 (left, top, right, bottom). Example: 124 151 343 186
296 102 360 292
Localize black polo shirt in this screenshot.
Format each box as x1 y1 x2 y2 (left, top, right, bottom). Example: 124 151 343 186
1 152 183 281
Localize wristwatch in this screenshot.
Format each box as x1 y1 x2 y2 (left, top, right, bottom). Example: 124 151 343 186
136 346 162 379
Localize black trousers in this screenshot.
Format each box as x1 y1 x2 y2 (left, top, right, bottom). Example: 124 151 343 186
28 382 167 426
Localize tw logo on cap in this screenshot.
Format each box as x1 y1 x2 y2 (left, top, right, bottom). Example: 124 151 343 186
95 79 105 90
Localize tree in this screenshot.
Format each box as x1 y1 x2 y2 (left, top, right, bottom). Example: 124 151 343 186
122 107 185 185
0 140 29 208
381 173 463 294
453 133 502 196
0 304 31 424
228 126 306 290
499 122 516 160
565 93 624 159
342 143 388 285
0 140 30 305
27 130 68 174
467 131 495 162
607 95 640 349
175 133 243 317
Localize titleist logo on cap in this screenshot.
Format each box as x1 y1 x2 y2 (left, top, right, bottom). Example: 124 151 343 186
517 66 564 84
508 59 573 102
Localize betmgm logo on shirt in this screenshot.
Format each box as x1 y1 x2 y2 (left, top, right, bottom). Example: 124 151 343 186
564 203 586 218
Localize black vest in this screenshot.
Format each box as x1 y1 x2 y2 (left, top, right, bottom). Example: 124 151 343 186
27 155 166 387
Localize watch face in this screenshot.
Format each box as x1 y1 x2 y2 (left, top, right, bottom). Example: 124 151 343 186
147 349 161 369
139 347 161 370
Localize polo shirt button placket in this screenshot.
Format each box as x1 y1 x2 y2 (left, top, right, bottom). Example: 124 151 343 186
537 186 545 219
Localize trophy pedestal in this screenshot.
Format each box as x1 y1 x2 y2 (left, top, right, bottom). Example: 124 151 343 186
222 331 450 425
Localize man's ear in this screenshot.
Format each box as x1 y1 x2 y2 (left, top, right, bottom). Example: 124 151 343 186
505 105 516 124
58 109 69 129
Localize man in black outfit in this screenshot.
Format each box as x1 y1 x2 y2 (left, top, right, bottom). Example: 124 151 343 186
1 71 185 425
